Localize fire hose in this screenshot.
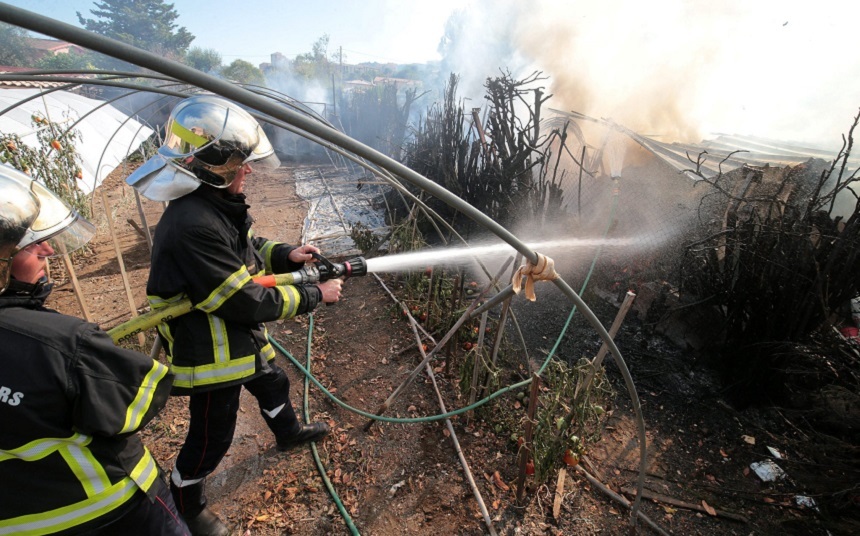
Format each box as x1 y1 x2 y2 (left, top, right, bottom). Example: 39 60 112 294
107 254 367 344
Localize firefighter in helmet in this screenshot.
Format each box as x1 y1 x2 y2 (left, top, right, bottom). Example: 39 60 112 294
0 164 188 535
127 94 341 535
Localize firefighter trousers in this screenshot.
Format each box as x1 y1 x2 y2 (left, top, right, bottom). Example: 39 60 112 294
171 361 302 516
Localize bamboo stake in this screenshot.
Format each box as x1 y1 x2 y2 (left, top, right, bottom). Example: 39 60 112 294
574 465 670 536
59 251 92 322
364 260 511 430
315 168 350 236
398 296 498 536
466 311 489 424
480 254 520 397
575 290 636 399
100 189 145 346
619 487 749 524
132 189 153 253
553 468 567 520
516 373 540 505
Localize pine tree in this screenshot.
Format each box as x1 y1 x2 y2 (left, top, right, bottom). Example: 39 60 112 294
77 0 194 64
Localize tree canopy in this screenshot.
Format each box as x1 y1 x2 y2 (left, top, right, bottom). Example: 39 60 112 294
221 59 264 86
185 46 222 74
36 51 97 71
0 22 35 66
77 0 194 63
292 34 332 80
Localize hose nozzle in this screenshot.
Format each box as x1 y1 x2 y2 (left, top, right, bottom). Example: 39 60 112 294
314 253 367 281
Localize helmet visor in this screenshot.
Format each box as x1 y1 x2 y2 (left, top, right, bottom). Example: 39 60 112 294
243 123 280 171
18 181 95 256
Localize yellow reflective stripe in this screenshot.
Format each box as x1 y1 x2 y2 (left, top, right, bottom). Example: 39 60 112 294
196 267 251 313
58 444 110 497
258 240 280 273
156 324 175 363
208 315 230 363
170 119 209 149
260 342 276 362
169 354 257 389
0 477 138 536
121 360 170 434
0 432 89 463
147 293 185 309
276 285 301 320
128 448 159 493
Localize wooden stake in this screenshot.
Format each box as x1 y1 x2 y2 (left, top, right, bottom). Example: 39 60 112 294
593 290 636 369
574 465 670 536
100 189 145 346
364 259 511 431
620 487 749 524
516 373 540 505
466 311 489 424
552 468 567 520
59 252 92 322
132 189 153 253
575 290 636 399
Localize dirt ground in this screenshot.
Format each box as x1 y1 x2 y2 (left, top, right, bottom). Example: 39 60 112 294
45 163 855 535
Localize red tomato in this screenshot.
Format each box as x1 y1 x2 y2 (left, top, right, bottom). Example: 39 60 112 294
563 449 579 467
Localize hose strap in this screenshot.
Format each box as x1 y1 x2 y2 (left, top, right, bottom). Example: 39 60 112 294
511 253 558 301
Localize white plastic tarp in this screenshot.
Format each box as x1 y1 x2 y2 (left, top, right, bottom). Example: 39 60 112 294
0 88 153 193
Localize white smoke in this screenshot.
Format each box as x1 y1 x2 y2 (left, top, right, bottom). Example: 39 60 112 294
437 0 860 147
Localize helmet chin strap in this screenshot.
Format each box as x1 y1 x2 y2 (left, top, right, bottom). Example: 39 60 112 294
194 152 245 187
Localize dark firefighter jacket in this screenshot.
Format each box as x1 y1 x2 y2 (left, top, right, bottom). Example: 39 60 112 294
146 186 322 394
0 279 173 535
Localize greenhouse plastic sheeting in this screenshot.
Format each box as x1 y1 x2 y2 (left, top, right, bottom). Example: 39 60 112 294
295 168 389 257
0 88 154 193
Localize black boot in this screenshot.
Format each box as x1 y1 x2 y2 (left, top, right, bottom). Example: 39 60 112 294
184 507 230 536
171 478 229 536
277 422 330 451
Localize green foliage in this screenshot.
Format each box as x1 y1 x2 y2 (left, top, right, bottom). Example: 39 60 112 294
221 59 264 86
184 46 222 74
36 51 96 70
0 114 90 218
0 22 35 66
530 358 612 483
77 0 194 66
293 34 332 81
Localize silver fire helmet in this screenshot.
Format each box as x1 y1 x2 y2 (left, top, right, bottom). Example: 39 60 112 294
127 94 280 201
0 164 95 292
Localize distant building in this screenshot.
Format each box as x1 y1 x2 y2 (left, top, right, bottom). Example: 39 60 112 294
27 38 87 61
343 80 374 93
372 76 423 91
0 66 69 88
271 52 291 70
342 63 379 78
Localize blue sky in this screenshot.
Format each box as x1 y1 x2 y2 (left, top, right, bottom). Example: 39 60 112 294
4 0 860 146
6 0 466 64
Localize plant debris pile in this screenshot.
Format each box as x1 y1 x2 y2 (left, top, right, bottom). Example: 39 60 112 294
677 113 860 527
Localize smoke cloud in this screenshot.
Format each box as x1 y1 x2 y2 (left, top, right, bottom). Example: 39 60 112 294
438 0 860 147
